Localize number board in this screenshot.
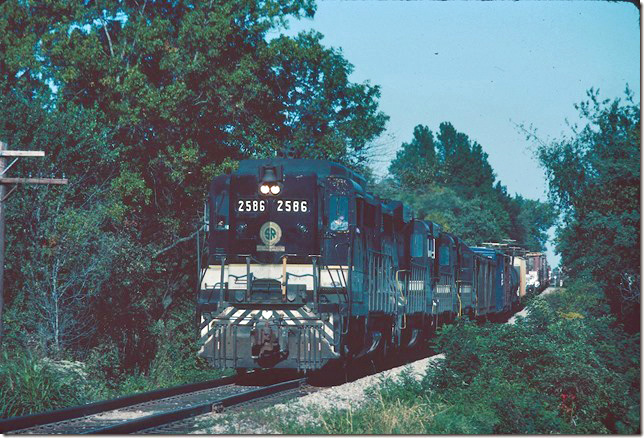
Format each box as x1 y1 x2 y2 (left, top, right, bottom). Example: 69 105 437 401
236 199 309 213
236 199 266 212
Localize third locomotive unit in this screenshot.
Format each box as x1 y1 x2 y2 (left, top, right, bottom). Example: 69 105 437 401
197 159 548 372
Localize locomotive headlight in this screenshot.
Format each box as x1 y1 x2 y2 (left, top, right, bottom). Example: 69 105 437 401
259 184 270 195
236 223 248 235
297 223 308 234
270 184 281 195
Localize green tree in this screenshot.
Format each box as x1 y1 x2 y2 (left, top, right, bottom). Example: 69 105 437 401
0 0 388 372
386 122 553 250
269 31 388 167
515 196 556 251
389 124 437 188
534 88 640 329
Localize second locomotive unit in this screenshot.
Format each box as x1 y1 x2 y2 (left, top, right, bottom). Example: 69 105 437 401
197 159 521 372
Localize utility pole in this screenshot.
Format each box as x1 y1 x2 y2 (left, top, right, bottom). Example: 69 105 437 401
0 141 67 346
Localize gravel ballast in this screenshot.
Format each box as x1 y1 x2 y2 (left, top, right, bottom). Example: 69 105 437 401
191 354 445 434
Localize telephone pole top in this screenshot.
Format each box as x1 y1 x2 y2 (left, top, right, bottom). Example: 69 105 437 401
0 141 68 346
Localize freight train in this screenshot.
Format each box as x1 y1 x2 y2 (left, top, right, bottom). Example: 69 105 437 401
196 159 546 372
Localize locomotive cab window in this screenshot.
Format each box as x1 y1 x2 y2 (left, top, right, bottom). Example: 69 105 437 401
213 193 229 230
411 233 424 258
329 195 349 231
439 245 450 266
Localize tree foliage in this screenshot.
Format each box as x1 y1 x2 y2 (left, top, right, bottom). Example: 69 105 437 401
0 0 387 374
383 122 554 250
269 31 388 166
534 88 640 329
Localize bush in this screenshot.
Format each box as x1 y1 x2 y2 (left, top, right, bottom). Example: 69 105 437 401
0 300 232 420
0 350 92 418
84 300 231 398
429 282 640 434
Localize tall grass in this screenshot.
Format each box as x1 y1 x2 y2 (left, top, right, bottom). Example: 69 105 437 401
0 301 231 419
0 350 90 418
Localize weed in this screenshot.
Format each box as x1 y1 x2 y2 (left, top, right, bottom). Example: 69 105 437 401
0 350 90 418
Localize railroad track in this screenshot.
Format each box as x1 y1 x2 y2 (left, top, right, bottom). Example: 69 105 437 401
139 380 318 434
0 374 309 435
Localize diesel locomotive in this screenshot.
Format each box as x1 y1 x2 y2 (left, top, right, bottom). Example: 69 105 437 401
197 159 523 372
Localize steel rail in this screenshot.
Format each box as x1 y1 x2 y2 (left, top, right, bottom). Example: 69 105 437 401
87 378 307 434
0 375 237 433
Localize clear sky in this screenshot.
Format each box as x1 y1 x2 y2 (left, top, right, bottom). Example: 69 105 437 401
277 1 640 267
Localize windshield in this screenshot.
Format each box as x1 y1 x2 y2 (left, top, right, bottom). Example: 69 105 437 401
213 193 229 230
439 245 450 266
329 195 349 231
411 233 423 258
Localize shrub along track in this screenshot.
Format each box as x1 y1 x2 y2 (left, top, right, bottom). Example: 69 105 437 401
0 373 308 435
0 295 541 435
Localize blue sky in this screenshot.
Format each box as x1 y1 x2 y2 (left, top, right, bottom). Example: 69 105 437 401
277 1 640 267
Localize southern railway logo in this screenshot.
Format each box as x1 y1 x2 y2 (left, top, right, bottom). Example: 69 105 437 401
259 221 282 246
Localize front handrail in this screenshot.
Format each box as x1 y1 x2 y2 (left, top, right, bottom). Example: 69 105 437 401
219 256 226 306
395 269 408 329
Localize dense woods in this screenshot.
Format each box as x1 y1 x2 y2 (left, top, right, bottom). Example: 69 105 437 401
0 0 639 431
